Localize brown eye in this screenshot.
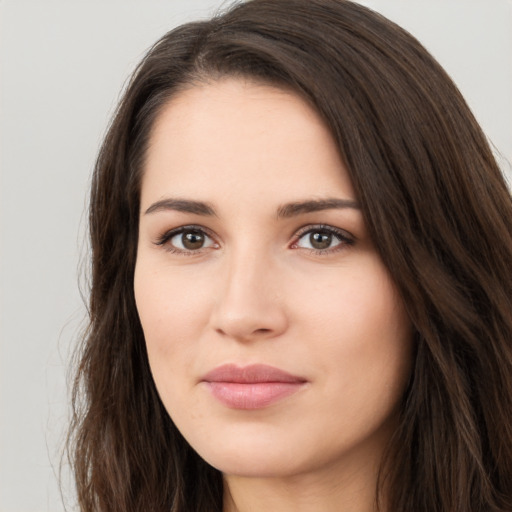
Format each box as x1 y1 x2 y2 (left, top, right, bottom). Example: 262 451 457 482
294 226 353 253
309 231 332 250
164 228 216 253
181 230 205 250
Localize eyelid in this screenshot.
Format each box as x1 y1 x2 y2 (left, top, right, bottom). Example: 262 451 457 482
290 224 355 252
153 223 355 255
154 224 219 254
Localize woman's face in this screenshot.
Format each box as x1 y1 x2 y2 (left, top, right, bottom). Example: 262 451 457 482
134 79 413 480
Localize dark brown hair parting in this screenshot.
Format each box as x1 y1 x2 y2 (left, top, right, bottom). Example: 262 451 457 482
68 0 512 510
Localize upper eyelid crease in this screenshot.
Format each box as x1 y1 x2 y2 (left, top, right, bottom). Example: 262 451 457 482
300 226 352 237
293 225 355 244
155 225 215 244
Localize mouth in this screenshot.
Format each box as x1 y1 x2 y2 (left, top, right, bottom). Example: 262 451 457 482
201 364 308 410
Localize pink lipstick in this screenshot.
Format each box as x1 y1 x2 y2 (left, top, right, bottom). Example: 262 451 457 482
201 364 307 409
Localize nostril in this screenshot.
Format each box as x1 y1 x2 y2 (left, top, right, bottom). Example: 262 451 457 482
214 326 275 339
254 328 271 335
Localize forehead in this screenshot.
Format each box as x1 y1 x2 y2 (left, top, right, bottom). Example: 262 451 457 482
141 78 354 208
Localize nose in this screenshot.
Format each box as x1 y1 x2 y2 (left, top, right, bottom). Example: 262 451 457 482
210 251 288 342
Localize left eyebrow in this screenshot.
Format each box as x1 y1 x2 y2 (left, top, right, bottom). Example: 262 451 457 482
277 198 360 218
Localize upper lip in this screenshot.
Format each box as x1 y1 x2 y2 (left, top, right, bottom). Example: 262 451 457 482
201 364 307 384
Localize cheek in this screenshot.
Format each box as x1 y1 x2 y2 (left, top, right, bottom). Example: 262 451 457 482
298 257 413 394
298 257 410 341
347 280 412 412
134 264 212 370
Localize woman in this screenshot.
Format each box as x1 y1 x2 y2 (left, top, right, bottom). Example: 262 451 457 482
69 0 512 510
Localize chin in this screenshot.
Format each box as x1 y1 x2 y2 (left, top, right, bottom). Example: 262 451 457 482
187 428 309 478
205 450 305 479
179 411 397 482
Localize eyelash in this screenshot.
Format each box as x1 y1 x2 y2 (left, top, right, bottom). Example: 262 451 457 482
155 225 218 256
154 224 355 256
291 224 355 254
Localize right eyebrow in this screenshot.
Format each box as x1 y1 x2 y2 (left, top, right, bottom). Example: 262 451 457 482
276 198 360 218
144 198 217 216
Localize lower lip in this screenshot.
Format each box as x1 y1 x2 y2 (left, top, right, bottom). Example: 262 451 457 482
205 382 305 409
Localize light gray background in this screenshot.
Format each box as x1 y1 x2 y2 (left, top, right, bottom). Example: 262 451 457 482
1 1 510 511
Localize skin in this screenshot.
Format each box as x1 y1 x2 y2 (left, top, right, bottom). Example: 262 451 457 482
134 78 413 512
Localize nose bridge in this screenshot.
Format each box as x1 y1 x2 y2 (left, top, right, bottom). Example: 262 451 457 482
212 241 287 340
228 239 268 288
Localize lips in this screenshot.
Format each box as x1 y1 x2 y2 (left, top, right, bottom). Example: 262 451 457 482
201 364 307 409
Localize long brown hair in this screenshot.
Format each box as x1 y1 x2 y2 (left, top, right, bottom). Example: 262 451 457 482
69 1 512 510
